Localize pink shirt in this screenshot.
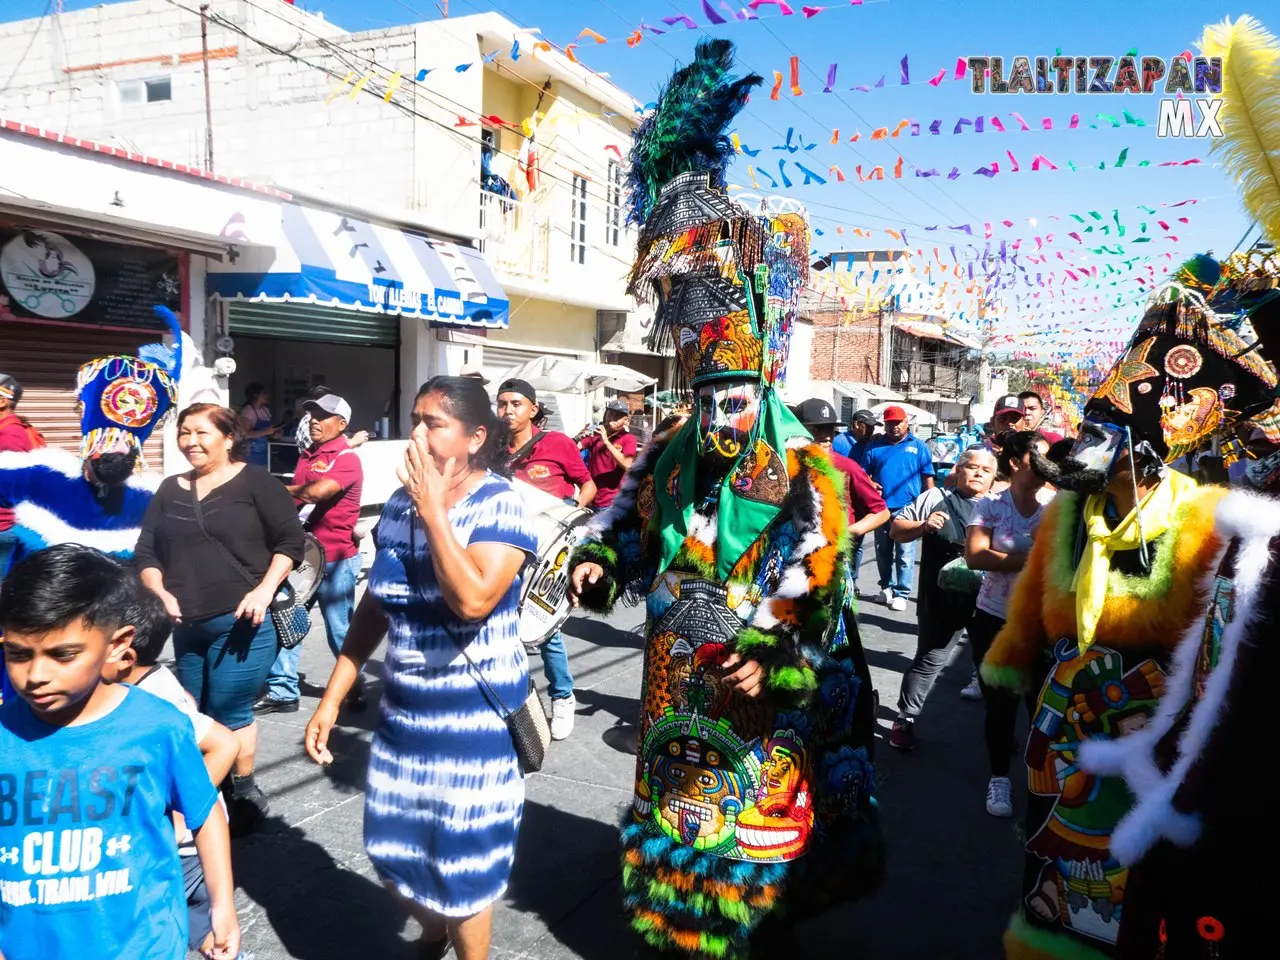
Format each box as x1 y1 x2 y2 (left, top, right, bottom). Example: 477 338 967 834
581 430 639 509
0 415 37 531
292 436 363 562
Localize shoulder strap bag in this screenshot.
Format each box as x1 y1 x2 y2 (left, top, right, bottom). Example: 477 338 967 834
409 514 550 774
189 474 312 650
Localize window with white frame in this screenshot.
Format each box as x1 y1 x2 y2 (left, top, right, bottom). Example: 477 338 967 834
605 160 622 247
569 174 588 265
117 77 172 105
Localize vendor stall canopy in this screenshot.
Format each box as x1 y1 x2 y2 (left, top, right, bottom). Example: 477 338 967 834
207 203 509 329
495 355 658 394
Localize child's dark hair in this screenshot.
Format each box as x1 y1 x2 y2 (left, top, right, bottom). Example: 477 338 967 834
126 585 174 667
0 544 135 636
417 376 511 474
997 429 1047 476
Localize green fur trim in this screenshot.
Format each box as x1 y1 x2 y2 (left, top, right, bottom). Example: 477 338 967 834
734 627 779 653
671 539 717 579
980 661 1029 693
767 664 818 694
1006 911 1113 960
1047 491 1188 601
571 539 618 570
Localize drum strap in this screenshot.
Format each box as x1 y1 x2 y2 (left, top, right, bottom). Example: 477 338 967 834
505 431 544 471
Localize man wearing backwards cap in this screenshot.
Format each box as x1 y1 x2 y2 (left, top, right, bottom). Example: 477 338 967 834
793 398 889 537
862 405 936 611
498 376 594 741
833 408 880 464
257 393 366 716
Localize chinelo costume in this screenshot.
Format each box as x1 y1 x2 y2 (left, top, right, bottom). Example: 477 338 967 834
568 39 880 960
1073 17 1280 960
0 305 182 700
569 40 884 959
979 250 1279 960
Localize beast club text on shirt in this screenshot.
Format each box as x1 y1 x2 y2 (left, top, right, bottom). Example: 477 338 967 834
0 687 216 960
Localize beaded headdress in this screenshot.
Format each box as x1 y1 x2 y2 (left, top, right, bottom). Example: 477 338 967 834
75 305 183 463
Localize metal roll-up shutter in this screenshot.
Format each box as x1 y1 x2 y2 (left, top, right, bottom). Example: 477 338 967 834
228 303 400 348
0 320 167 472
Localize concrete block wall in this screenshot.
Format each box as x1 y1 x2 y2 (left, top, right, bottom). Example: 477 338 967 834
0 1 423 212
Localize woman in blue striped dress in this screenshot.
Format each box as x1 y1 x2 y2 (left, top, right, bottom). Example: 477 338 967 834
306 376 537 960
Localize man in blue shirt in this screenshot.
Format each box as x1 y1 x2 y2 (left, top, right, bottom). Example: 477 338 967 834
832 409 880 465
862 405 935 611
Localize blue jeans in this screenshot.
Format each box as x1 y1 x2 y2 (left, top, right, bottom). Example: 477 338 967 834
542 630 574 701
266 554 361 701
174 611 279 730
875 513 917 598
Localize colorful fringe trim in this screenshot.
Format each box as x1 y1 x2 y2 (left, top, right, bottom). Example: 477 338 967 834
621 822 791 959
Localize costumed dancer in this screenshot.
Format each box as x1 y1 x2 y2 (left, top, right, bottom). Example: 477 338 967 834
0 305 183 701
1074 16 1280 958
567 40 883 959
979 254 1279 960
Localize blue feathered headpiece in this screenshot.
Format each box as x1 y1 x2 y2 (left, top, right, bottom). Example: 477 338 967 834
626 39 761 227
75 305 183 464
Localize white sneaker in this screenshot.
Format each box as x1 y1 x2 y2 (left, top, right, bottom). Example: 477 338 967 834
960 672 983 701
550 694 577 741
880 588 895 605
986 776 1014 817
889 596 907 612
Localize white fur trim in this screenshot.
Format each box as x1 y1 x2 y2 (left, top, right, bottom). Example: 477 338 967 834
12 502 145 555
1081 489 1280 865
689 512 718 550
0 447 161 491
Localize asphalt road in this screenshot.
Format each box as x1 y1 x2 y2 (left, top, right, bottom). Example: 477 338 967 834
221 559 1028 959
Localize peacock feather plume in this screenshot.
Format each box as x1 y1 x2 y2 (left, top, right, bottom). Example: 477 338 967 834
626 39 761 226
1200 15 1280 245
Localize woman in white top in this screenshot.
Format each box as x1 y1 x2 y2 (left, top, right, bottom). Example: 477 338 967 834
965 430 1053 818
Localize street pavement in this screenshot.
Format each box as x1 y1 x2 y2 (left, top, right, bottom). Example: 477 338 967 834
222 559 1029 959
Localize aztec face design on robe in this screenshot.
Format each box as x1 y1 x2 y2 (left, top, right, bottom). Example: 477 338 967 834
633 573 818 863
1021 638 1167 949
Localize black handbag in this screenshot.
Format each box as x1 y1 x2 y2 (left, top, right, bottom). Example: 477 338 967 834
410 518 550 773
189 476 312 650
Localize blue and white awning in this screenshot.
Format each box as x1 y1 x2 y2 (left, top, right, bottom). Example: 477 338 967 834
207 203 508 328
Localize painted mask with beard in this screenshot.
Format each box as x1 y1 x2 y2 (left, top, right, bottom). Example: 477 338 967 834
1030 420 1129 494
696 379 761 479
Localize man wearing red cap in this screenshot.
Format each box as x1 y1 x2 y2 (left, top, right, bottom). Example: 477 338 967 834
862 406 935 611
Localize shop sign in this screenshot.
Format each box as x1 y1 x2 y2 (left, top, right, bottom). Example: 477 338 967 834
0 230 96 318
0 227 180 330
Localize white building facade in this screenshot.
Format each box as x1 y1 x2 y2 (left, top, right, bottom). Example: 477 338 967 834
0 0 644 436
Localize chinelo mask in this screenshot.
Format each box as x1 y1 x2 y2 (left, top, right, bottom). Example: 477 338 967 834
697 379 762 471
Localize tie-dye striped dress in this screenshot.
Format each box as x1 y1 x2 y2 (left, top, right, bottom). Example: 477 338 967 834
363 475 537 917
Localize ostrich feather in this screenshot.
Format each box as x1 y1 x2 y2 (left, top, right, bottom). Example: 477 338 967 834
1200 16 1280 245
626 39 761 226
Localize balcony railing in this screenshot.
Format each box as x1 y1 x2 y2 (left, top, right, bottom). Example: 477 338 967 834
892 359 980 398
478 188 550 280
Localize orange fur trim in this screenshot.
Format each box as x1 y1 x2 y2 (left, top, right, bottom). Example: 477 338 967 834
728 536 767 584
985 487 1226 678
807 543 839 586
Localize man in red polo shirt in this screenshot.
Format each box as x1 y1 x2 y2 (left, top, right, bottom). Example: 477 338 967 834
0 374 45 579
579 399 638 510
499 377 594 740
256 393 366 714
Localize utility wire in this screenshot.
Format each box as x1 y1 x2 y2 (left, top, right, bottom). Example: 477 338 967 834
1 1 53 95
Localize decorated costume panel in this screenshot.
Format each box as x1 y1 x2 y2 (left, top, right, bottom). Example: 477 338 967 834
1015 639 1172 958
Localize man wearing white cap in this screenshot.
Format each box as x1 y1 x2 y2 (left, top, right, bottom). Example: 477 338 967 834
257 393 366 714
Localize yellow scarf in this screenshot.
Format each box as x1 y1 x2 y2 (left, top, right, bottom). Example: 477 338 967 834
1073 470 1200 653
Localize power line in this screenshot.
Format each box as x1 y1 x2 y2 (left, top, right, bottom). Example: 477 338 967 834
1 1 53 95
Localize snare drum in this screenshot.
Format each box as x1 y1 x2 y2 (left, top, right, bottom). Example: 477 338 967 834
288 532 327 608
511 480 592 650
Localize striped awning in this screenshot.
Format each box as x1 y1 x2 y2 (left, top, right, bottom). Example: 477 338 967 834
206 202 508 328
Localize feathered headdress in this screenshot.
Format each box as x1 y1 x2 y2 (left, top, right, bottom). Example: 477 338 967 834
626 39 761 227
1200 16 1280 246
75 305 184 464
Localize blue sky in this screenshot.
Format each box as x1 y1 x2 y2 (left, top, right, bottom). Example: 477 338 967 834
6 0 1270 358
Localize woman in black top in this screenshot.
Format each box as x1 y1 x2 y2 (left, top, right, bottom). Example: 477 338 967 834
136 403 304 828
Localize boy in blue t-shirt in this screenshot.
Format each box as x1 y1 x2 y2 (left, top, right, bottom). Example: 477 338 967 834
0 545 240 960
